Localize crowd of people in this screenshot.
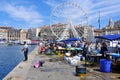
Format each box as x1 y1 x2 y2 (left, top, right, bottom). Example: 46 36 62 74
21 39 120 64
38 40 110 59
20 38 120 61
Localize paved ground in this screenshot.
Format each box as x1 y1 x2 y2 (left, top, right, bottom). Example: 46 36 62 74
3 46 120 80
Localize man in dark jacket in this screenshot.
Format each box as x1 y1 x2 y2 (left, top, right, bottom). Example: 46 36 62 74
100 42 108 58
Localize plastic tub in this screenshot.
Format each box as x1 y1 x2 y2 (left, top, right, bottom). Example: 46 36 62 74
100 59 106 72
100 59 111 73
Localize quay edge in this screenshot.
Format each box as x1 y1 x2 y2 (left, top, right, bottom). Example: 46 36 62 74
3 46 38 80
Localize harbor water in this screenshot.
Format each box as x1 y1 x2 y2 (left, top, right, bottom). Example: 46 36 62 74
0 45 36 79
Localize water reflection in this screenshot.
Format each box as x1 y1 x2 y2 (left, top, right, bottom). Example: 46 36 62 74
0 45 36 79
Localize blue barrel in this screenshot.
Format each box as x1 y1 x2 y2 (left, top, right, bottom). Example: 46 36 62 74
100 59 111 73
100 59 106 72
104 60 111 73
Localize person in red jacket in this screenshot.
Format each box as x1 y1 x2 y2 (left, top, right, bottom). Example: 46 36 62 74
40 45 45 54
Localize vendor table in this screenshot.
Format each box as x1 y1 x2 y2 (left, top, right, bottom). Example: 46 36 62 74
106 53 120 62
57 47 83 56
89 54 102 63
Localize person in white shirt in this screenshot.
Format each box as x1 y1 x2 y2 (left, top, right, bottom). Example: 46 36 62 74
22 42 28 61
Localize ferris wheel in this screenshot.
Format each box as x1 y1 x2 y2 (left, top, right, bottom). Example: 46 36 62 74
50 2 88 40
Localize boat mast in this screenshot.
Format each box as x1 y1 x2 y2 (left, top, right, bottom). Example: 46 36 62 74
98 11 101 30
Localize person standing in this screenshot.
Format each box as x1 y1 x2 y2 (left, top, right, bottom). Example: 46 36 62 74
116 42 120 54
39 41 43 54
22 42 28 61
83 42 89 60
100 42 108 58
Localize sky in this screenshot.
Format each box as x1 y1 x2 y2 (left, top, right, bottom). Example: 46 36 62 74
0 0 120 29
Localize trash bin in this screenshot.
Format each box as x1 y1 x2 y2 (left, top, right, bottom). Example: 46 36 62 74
100 59 106 72
104 60 111 73
76 66 86 76
100 59 111 73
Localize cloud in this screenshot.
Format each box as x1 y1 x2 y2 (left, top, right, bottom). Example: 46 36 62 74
49 2 89 26
0 3 44 28
43 0 58 7
0 0 120 29
87 0 120 27
46 0 120 28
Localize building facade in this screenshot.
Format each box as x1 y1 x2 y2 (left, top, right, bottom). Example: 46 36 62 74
38 24 94 41
102 18 120 35
7 28 21 41
0 26 28 42
0 27 8 40
0 27 13 42
39 26 55 41
94 29 102 36
20 29 27 41
27 28 37 40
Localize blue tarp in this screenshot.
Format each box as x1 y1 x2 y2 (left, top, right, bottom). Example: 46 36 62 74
95 34 120 41
65 37 81 41
59 37 81 43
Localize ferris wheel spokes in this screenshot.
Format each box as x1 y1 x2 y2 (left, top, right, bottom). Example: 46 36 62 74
58 19 80 40
50 2 88 40
68 19 79 38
